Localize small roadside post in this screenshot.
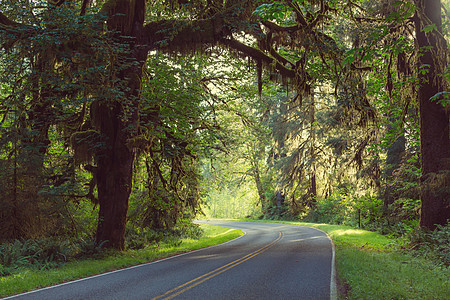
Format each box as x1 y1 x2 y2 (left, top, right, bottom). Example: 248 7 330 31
358 208 361 228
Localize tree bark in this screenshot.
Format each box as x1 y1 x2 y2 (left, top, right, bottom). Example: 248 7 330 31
276 191 284 213
414 0 450 230
250 151 266 210
309 90 317 204
93 101 134 250
94 0 147 249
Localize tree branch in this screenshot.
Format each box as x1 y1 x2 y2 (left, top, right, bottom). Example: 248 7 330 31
262 20 300 32
143 18 226 51
286 0 308 27
219 38 296 78
0 12 19 27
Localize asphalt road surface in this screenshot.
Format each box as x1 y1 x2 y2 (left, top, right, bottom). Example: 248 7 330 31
4 220 336 300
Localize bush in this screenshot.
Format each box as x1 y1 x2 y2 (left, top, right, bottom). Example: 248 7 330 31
0 236 113 277
72 238 108 259
302 190 352 224
262 204 295 220
386 198 420 224
0 238 69 276
125 220 204 250
354 194 384 229
125 228 164 250
301 191 384 228
406 222 450 266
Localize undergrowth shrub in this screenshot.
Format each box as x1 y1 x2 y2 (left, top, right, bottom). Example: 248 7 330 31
0 236 111 277
0 238 69 276
387 198 421 222
405 222 450 266
353 194 384 229
125 228 164 250
262 204 295 221
125 220 204 250
72 238 108 259
301 190 423 239
0 220 205 277
302 191 384 226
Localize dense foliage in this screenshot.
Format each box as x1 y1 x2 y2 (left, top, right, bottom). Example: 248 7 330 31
0 0 448 269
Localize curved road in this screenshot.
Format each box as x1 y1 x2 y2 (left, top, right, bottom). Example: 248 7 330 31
5 221 336 300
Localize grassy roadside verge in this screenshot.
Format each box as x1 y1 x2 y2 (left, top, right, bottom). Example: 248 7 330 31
244 219 449 300
0 224 243 298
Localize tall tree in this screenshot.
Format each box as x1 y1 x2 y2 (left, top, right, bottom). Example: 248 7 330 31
414 0 450 229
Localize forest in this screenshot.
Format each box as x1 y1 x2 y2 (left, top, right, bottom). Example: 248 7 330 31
0 0 449 276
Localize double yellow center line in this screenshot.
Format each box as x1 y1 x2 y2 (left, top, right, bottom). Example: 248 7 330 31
152 231 284 300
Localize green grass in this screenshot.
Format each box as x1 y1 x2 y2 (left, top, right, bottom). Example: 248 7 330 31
0 224 243 298
244 219 450 300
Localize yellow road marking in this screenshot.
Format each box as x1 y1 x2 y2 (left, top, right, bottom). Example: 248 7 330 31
152 231 284 300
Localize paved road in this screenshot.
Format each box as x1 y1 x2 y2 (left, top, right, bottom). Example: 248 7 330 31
4 221 336 300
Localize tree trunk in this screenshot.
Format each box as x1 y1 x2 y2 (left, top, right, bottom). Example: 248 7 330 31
94 0 147 249
251 154 266 210
414 0 450 230
309 90 317 205
94 101 134 250
276 191 284 214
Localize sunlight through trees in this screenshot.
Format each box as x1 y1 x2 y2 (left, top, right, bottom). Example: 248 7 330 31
0 0 448 251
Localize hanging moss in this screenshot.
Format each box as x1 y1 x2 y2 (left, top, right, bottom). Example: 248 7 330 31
126 134 154 153
70 130 101 164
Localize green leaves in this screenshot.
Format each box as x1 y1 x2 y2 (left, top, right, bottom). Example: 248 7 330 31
253 1 294 23
430 91 450 107
418 64 430 75
386 0 416 23
422 24 437 34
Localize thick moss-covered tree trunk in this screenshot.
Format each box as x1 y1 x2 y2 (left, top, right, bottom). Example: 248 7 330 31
94 0 147 249
414 0 450 230
94 101 135 249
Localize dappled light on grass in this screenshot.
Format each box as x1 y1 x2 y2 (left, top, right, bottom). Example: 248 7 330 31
0 272 26 283
332 229 366 236
211 229 236 237
327 227 393 251
291 222 394 251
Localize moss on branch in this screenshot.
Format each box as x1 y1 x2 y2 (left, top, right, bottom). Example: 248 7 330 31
144 17 226 52
220 38 296 78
